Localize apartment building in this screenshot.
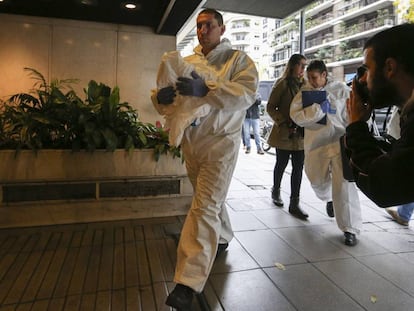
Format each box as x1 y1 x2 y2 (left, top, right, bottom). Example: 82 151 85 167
269 0 397 81
177 0 408 82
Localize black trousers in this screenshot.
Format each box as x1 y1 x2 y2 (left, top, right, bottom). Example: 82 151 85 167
273 148 304 198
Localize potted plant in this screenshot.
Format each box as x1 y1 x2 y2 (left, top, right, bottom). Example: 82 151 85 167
0 68 191 228
0 68 181 160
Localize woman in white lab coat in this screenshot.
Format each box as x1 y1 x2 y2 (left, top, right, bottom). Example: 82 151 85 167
290 60 362 246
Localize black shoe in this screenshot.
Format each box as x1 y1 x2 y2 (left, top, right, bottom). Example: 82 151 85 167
344 232 357 246
288 197 308 220
165 284 194 310
216 242 229 259
245 147 251 154
289 207 309 220
271 188 284 207
326 201 334 218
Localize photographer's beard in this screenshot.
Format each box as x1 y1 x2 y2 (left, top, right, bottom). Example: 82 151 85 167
370 71 405 109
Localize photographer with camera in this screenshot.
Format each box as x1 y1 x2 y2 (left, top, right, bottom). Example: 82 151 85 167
345 23 414 208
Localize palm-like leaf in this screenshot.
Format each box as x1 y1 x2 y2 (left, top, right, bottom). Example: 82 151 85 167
0 68 181 160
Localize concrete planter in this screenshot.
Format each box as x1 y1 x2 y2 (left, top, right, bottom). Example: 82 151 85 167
0 149 192 228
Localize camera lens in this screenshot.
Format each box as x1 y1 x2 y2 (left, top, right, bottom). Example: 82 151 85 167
351 65 370 103
356 65 367 79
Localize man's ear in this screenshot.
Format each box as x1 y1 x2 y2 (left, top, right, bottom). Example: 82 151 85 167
384 57 398 79
221 24 226 35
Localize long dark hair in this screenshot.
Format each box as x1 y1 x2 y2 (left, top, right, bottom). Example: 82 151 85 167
280 54 306 79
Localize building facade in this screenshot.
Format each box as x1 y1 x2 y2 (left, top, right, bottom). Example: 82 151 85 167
177 0 408 82
270 0 396 82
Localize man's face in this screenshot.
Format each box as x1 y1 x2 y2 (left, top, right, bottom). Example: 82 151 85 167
196 13 225 54
361 47 402 108
307 70 326 88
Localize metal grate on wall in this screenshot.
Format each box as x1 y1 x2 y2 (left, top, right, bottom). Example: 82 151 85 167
1 179 181 203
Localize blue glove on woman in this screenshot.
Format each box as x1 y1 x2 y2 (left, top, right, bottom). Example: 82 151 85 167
176 71 209 97
320 99 330 113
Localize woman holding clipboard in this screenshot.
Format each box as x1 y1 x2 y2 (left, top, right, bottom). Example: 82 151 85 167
290 60 362 246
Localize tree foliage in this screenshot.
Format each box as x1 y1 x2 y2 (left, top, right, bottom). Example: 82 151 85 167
394 0 414 22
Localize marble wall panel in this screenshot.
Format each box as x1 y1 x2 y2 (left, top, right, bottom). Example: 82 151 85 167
51 19 118 98
0 14 176 124
0 14 51 98
117 29 176 123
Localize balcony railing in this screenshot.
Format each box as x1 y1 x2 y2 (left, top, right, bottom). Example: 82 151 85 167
336 0 383 17
306 12 334 29
339 16 394 38
336 47 363 61
305 34 334 49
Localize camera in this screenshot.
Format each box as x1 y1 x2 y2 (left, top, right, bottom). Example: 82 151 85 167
349 65 370 104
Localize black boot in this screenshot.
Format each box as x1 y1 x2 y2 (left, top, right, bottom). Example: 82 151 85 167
215 242 229 259
272 187 284 207
344 232 357 246
326 201 334 218
289 197 308 220
165 284 194 310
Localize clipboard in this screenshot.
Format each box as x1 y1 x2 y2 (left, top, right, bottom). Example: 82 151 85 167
302 90 327 124
302 90 326 107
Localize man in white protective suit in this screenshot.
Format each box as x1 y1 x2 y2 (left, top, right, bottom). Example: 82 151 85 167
290 60 362 247
151 8 258 310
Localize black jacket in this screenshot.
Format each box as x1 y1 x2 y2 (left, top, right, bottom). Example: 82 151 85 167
344 100 414 207
246 98 261 119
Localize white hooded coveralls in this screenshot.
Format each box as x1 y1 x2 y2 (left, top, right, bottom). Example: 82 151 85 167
290 79 362 235
151 38 258 292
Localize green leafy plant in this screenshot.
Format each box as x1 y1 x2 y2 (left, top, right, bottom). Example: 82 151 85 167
0 68 181 160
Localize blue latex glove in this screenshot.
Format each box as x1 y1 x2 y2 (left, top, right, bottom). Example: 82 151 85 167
176 71 209 97
157 86 176 105
320 99 330 113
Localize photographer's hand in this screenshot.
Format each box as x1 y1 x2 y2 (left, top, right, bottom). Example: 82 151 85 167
347 83 372 123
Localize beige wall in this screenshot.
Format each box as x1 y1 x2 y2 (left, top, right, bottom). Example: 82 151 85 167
0 14 176 124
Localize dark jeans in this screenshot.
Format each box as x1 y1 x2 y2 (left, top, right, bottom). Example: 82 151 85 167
273 148 304 198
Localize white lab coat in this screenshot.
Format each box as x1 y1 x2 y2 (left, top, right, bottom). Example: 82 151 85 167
152 39 258 292
290 79 362 235
152 51 213 147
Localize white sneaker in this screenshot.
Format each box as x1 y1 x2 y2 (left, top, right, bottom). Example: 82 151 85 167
386 208 409 226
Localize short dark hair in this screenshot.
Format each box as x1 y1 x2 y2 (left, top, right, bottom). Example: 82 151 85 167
364 23 414 76
199 8 224 26
306 59 327 73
